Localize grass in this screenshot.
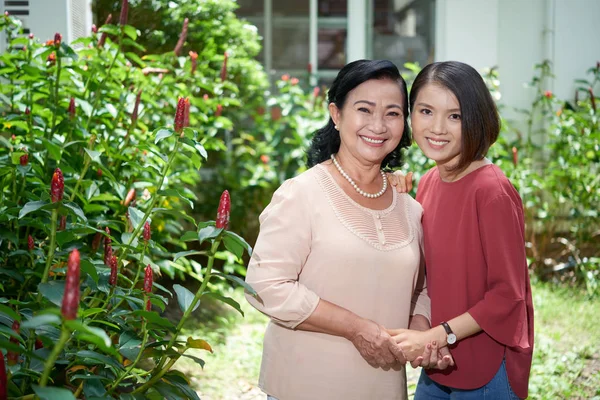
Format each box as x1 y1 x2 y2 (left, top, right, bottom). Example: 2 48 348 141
176 282 600 399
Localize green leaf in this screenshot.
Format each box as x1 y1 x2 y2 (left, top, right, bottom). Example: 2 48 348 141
21 314 61 329
63 202 87 222
131 311 176 331
76 350 124 371
41 138 62 161
84 148 102 163
214 272 257 296
207 292 244 316
157 189 193 209
163 372 202 400
223 231 253 256
198 226 221 245
65 320 111 348
128 206 145 231
19 200 49 219
179 231 197 242
81 259 99 284
38 281 66 306
32 385 76 400
173 284 199 313
0 304 20 321
154 128 174 144
173 250 204 261
122 25 138 40
180 353 205 369
186 337 213 352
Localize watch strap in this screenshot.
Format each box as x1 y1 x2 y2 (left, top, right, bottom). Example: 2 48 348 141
441 321 453 335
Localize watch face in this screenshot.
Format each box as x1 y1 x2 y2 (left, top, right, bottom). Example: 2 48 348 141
447 333 457 345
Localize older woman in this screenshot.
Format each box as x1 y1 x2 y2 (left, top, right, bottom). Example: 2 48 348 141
245 60 437 400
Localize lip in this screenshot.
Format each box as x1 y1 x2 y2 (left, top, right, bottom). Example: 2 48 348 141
425 137 449 150
359 135 386 147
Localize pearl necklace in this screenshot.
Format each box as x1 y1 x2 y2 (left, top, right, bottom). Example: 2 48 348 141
331 154 387 199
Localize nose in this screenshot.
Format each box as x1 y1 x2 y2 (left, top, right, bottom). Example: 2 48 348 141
431 115 447 135
368 114 386 134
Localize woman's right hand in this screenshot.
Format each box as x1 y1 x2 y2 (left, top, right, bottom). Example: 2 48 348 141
387 171 413 193
346 318 406 369
410 342 454 370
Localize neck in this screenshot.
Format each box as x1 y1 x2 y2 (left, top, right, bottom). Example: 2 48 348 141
438 158 491 182
335 149 382 184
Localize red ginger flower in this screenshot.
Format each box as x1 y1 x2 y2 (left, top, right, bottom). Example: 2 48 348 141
589 88 597 112
119 0 129 25
68 97 76 120
174 97 190 133
260 154 270 164
47 52 56 65
281 74 290 81
25 107 30 115
190 51 198 74
174 18 189 56
216 190 231 229
7 320 20 366
544 90 552 99
132 89 142 123
104 227 113 266
109 255 118 286
98 14 112 48
215 104 223 117
20 153 28 166
50 168 64 203
220 52 228 82
91 231 102 252
91 24 97 33
512 147 518 167
123 188 136 206
58 215 67 231
54 33 62 48
61 249 80 320
0 351 6 399
307 63 312 74
313 86 320 98
35 338 44 349
28 235 34 251
143 221 151 242
290 77 299 86
144 264 153 310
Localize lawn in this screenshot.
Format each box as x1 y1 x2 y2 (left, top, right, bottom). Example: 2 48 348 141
175 282 600 400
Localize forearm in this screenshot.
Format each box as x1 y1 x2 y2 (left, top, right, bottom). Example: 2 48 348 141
408 314 430 332
296 298 362 340
427 312 482 346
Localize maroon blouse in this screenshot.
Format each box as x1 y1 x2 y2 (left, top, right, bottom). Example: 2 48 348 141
416 164 534 399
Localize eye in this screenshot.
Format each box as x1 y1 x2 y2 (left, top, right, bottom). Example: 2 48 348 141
387 111 401 117
357 107 370 113
420 108 432 115
449 113 462 120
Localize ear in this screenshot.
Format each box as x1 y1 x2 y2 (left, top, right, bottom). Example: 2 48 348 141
328 102 341 128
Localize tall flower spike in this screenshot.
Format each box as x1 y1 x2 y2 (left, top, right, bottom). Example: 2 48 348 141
54 33 62 48
58 215 67 231
589 88 597 112
119 0 129 26
132 89 142 123
104 227 113 266
220 52 228 82
28 235 34 252
144 264 153 311
7 320 20 366
68 97 76 120
109 255 118 286
174 97 188 133
91 231 102 252
50 168 64 203
189 51 198 74
123 188 136 206
512 147 518 167
216 190 231 229
174 18 189 56
182 98 190 135
20 152 28 166
0 351 7 400
143 221 151 242
215 104 223 117
61 249 81 320
98 14 112 48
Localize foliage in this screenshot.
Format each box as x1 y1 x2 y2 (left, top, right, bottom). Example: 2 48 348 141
0 4 256 398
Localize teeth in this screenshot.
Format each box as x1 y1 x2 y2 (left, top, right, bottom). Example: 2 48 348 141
427 138 448 146
361 136 384 144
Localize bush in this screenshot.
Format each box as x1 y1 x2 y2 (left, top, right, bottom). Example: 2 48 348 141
0 4 256 398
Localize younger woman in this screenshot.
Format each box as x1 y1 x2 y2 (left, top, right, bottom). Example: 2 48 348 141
391 61 534 399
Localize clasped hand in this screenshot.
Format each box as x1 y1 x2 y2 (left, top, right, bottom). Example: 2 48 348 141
387 328 454 370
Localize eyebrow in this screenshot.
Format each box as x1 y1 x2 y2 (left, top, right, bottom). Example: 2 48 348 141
416 102 460 113
354 100 402 109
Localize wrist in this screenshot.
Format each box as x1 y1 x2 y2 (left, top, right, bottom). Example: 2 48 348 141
427 325 448 347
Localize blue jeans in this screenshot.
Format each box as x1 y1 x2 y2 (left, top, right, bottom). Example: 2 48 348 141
267 397 278 400
414 359 520 400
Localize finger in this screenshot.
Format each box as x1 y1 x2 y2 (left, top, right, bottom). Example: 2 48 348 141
437 355 452 370
410 356 423 369
387 173 398 186
394 171 407 192
438 346 455 367
420 343 433 368
389 344 406 364
428 342 439 367
406 171 414 192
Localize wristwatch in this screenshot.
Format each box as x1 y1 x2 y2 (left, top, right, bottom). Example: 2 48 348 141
441 322 457 345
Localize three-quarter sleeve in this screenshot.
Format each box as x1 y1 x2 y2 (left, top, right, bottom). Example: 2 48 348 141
244 179 320 329
468 194 531 349
409 198 431 323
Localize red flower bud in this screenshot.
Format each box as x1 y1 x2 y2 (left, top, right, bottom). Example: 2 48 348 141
98 14 112 48
270 106 282 121
28 235 34 252
104 227 113 266
58 215 67 231
35 338 44 349
291 77 299 86
281 74 290 81
20 153 28 166
97 168 103 178
50 168 64 203
544 90 552 99
143 221 151 242
174 97 190 133
0 352 6 399
132 89 142 123
260 155 269 164
512 147 518 167
215 104 223 117
257 106 265 116
313 86 320 98
174 18 189 56
203 94 209 101
216 190 231 229
109 255 118 286
144 264 153 310
307 63 312 74
54 33 62 48
589 88 596 112
7 320 20 366
4 11 8 16
61 249 81 320
25 107 30 115
91 24 98 33
68 97 76 120
119 0 129 26
91 231 102 252
220 52 228 82
47 52 56 65
189 51 198 74
123 188 136 207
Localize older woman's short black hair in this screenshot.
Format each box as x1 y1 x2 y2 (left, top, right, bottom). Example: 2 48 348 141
409 61 500 173
306 59 411 169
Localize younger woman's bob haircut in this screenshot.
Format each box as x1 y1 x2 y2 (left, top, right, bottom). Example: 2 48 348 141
307 59 411 169
409 61 500 174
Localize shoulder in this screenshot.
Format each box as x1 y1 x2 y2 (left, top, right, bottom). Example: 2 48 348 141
473 165 522 208
267 166 321 207
403 193 424 219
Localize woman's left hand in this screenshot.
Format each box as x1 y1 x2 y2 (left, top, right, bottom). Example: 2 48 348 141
409 341 455 370
389 328 428 361
386 171 413 193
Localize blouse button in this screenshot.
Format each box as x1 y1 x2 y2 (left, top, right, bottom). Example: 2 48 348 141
382 241 386 245
376 215 381 219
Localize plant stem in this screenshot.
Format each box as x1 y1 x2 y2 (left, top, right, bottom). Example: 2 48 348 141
73 380 84 398
39 326 70 386
108 318 148 394
48 55 62 138
131 350 182 394
39 208 58 292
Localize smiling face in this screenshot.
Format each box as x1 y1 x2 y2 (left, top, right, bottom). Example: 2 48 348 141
329 78 406 167
411 83 463 168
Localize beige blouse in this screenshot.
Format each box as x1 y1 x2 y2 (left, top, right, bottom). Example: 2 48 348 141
245 164 430 400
